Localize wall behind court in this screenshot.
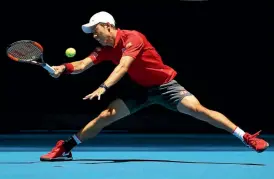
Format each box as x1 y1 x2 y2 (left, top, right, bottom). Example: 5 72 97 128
2 2 273 134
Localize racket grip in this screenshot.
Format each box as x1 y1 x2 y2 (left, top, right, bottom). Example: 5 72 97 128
42 63 55 74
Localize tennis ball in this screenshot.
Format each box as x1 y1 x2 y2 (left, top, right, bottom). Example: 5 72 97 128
65 48 76 58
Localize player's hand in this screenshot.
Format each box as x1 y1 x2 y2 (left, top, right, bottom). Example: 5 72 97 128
50 65 66 78
83 87 106 100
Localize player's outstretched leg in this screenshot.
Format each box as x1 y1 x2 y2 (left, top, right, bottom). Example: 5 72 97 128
176 95 269 153
40 98 131 161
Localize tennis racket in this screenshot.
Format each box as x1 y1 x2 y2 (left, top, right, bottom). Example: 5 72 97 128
6 40 56 74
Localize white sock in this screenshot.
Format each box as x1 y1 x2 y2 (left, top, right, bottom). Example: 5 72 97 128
233 127 246 141
72 134 82 145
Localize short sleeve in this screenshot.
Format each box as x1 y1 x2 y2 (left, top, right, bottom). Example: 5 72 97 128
89 47 111 64
122 34 144 59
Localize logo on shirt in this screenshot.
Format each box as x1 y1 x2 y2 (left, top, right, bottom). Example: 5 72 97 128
126 42 132 48
180 90 189 96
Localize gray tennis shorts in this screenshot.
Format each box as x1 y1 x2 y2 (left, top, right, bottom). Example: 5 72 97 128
122 80 193 114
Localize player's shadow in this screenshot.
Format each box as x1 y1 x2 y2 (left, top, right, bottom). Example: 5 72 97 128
73 159 265 166
0 159 265 166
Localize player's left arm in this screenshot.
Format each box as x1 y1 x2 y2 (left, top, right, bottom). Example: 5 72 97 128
103 56 134 87
103 34 144 88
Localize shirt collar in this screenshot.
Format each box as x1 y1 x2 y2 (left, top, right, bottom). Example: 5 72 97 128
113 28 122 48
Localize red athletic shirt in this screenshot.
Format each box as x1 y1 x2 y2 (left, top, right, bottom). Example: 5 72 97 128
89 29 177 87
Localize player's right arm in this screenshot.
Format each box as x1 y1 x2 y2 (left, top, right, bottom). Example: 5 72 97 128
50 47 110 78
63 57 95 74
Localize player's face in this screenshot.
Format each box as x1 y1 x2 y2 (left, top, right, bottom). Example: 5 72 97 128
92 23 115 46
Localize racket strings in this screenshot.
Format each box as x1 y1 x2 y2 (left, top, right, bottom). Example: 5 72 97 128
7 42 42 61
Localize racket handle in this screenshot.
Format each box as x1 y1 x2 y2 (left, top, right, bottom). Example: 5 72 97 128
42 63 55 74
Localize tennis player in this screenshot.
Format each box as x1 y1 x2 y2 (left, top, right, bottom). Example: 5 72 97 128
40 11 269 161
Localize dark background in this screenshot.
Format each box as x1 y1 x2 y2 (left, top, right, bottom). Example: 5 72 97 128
1 1 273 134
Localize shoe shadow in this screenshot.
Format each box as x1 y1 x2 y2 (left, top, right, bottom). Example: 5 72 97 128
72 159 265 166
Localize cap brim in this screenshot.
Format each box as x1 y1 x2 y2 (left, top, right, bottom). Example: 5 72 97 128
81 23 95 33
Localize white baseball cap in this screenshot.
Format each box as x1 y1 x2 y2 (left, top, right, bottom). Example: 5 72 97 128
82 11 116 34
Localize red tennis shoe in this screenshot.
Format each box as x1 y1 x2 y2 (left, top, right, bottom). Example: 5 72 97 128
243 130 269 153
40 140 73 161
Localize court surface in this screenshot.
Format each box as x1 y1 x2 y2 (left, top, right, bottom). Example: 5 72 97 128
0 133 273 179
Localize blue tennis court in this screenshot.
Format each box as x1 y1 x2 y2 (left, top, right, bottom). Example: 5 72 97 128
0 133 273 179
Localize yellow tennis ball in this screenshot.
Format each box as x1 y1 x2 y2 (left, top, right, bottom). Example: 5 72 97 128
65 48 76 58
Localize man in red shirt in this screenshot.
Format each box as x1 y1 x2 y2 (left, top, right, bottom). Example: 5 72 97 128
40 11 269 161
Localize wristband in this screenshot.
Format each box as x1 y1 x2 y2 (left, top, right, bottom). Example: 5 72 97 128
63 63 74 74
99 83 109 90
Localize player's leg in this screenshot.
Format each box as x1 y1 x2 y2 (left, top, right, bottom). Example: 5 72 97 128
156 80 269 153
40 88 152 161
177 95 237 133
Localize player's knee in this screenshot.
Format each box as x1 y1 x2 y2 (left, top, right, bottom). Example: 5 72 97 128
191 104 205 113
93 108 117 128
99 108 117 119
186 103 208 116
95 99 130 127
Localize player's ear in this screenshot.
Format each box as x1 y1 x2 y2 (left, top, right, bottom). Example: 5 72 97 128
106 22 112 31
